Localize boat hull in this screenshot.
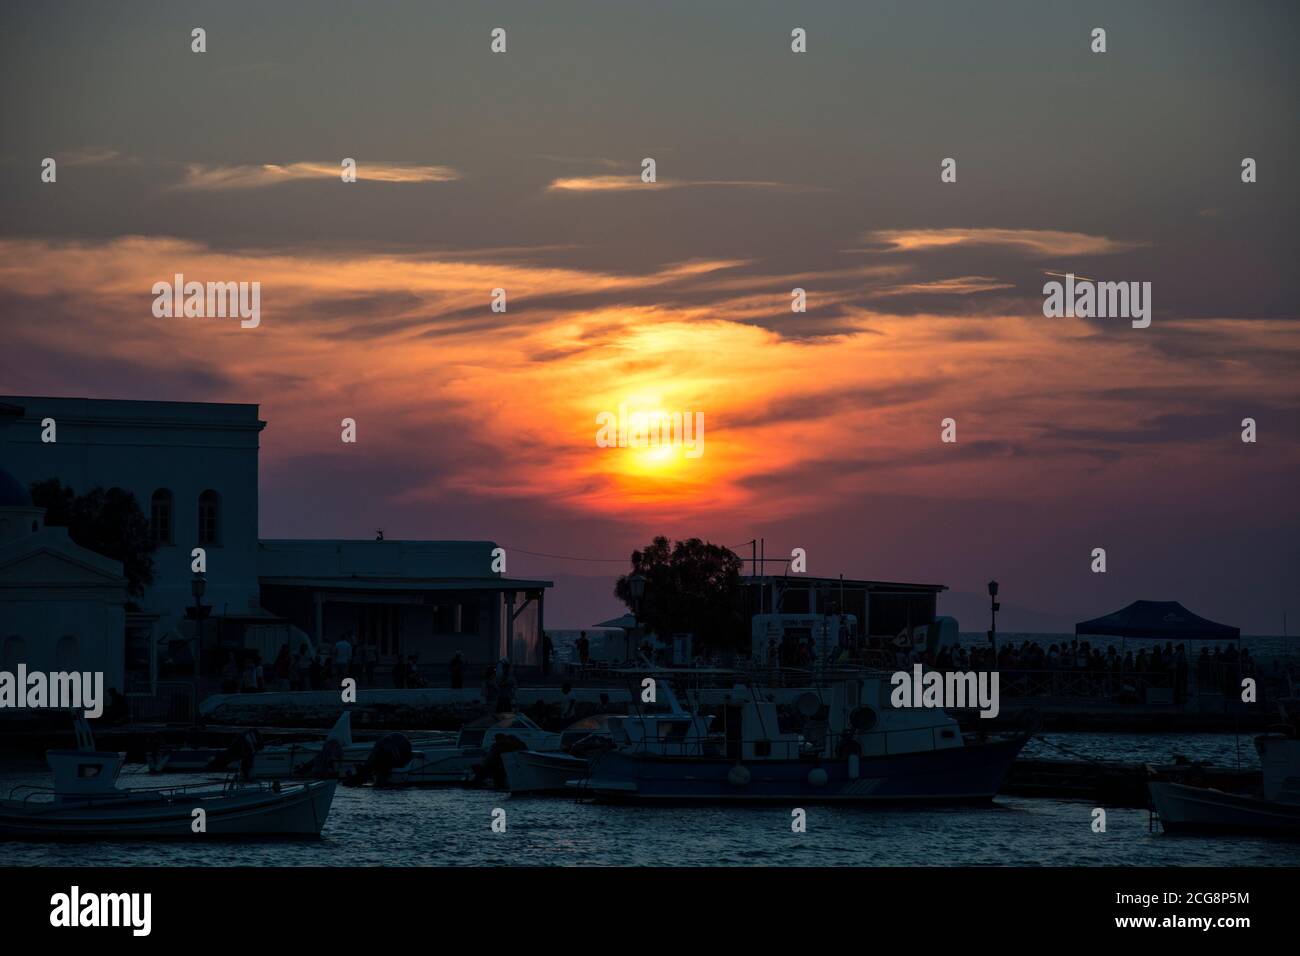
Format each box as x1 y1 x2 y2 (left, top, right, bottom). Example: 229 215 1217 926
0 780 338 840
385 748 480 786
1149 781 1300 836
248 735 454 779
500 751 589 795
576 736 1029 804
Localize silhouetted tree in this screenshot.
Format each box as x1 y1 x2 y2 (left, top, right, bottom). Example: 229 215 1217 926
30 479 156 597
614 536 746 653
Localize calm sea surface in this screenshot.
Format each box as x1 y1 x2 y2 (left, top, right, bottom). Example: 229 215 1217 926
4 631 1296 866
2 731 1297 867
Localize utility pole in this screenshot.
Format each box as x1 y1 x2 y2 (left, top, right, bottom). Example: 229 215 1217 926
987 580 1000 661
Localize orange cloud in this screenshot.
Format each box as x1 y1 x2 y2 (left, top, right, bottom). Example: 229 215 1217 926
176 161 460 190
1 237 1293 528
546 176 820 193
866 228 1145 257
870 276 1015 297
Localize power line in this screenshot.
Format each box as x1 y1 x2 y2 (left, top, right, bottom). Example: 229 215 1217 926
499 546 626 564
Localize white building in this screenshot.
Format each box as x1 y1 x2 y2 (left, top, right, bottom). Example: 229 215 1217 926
0 468 129 694
0 396 263 621
0 396 550 696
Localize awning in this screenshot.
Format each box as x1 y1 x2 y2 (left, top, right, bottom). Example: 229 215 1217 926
592 614 637 630
1075 600 1239 641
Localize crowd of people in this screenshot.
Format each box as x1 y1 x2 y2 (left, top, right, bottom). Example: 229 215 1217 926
219 634 533 710
914 638 1259 701
216 627 1270 707
221 631 404 693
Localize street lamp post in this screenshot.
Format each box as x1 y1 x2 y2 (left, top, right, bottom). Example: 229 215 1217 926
185 572 211 722
987 580 1000 662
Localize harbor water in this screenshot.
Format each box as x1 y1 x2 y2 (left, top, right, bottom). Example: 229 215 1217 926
2 732 1297 867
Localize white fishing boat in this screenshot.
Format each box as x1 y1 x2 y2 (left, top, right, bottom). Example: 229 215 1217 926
572 677 1032 803
498 749 590 796
386 713 560 786
500 686 713 795
239 712 451 779
1149 705 1300 836
0 719 337 839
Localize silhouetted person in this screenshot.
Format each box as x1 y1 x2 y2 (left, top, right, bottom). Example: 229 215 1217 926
362 641 378 685
496 660 516 712
220 652 239 694
273 644 292 690
449 651 465 689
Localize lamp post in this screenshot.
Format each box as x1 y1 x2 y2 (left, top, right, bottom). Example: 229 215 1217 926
628 572 647 661
987 580 1000 662
185 572 211 721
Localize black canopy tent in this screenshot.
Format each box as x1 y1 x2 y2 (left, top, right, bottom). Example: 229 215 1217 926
1075 600 1240 642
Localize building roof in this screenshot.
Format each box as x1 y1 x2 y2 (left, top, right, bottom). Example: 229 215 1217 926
1075 600 1239 640
0 468 32 507
258 539 552 590
0 395 265 432
593 613 637 629
0 525 129 589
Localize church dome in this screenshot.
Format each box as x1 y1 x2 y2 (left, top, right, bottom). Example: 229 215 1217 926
0 469 32 507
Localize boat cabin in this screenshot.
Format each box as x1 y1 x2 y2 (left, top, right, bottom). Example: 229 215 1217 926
458 713 553 751
598 713 714 757
46 720 125 801
706 680 966 764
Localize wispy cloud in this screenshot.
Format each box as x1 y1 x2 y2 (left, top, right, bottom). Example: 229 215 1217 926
175 161 460 191
547 175 667 192
869 276 1015 297
1 237 1293 526
61 147 127 167
546 175 821 193
864 228 1145 257
535 155 622 168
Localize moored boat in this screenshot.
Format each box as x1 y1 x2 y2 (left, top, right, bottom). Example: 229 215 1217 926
1149 705 1300 836
0 719 337 839
499 701 709 796
573 677 1032 803
221 712 451 779
1147 780 1300 836
385 713 560 786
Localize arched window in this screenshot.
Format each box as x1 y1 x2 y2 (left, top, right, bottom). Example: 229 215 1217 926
150 488 173 545
198 489 220 545
56 635 79 670
2 636 26 670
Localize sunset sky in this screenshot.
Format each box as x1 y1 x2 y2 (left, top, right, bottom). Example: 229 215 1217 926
1 1 1296 631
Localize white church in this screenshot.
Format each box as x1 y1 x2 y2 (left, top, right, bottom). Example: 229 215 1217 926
0 396 549 707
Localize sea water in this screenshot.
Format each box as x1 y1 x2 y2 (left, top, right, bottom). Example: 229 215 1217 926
1 731 1296 867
